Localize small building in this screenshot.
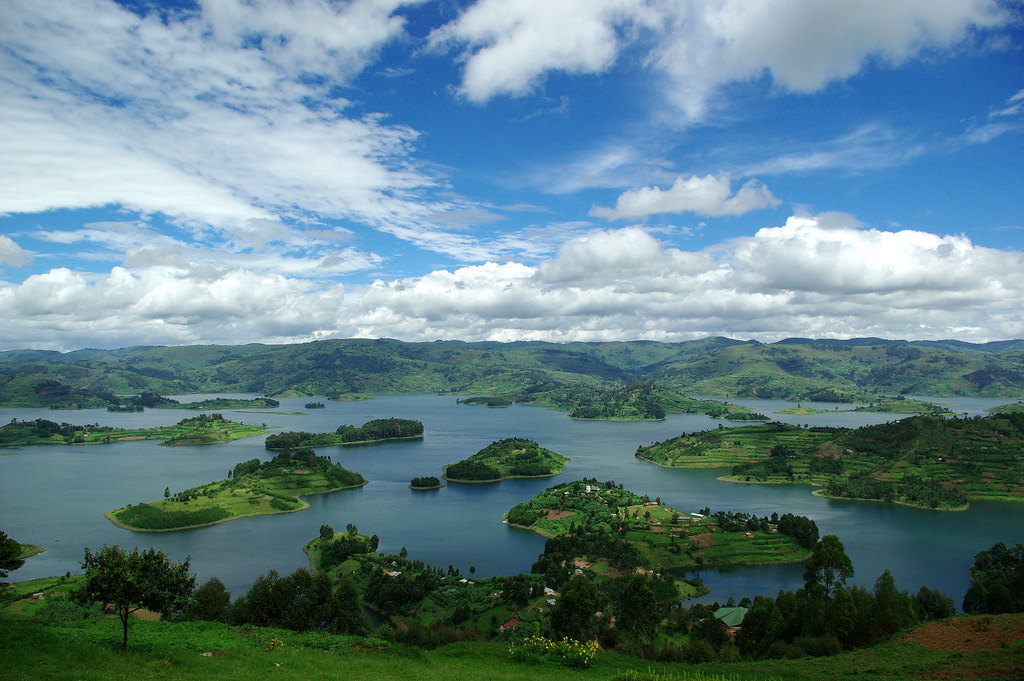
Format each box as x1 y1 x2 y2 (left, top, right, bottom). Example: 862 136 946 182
714 606 749 640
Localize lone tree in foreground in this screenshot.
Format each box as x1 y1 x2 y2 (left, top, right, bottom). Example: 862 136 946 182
77 545 194 650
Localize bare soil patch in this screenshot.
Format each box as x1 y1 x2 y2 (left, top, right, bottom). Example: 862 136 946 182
690 532 713 548
544 509 572 521
899 614 1024 652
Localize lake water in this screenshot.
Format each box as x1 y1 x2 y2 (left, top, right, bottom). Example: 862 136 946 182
2 394 1020 608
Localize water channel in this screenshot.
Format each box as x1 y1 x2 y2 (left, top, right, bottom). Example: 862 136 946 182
1 394 1020 608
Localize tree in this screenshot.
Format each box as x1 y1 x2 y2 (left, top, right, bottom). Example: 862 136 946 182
803 534 854 626
616 574 657 644
550 573 599 642
872 569 915 639
963 541 1024 614
186 577 231 622
1 529 25 580
77 545 195 650
320 524 335 541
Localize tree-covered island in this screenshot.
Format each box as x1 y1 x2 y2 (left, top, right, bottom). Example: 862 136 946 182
106 449 366 531
0 413 269 447
635 412 1024 509
264 417 423 450
442 437 569 482
410 476 444 490
505 479 815 585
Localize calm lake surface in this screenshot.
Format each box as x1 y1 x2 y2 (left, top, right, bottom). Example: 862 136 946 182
2 394 1020 608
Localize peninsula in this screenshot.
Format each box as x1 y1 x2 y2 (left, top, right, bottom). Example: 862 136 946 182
506 479 815 587
635 413 1024 509
106 449 366 531
0 413 269 447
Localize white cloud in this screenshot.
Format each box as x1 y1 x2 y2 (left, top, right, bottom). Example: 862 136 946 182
0 0 493 260
0 235 30 269
340 217 1024 343
0 263 349 349
3 215 1021 349
590 173 780 220
433 0 1010 118
428 0 658 103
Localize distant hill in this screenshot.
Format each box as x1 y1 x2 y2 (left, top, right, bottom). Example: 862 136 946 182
1 337 1023 407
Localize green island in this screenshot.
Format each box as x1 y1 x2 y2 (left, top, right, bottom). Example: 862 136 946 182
0 413 269 447
457 395 512 407
106 450 366 531
506 479 815 579
410 476 444 489
264 418 423 450
635 412 1024 509
442 438 569 482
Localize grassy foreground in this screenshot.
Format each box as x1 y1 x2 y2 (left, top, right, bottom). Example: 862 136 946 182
2 611 1023 681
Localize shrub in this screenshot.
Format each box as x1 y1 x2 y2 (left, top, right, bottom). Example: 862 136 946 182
508 635 598 669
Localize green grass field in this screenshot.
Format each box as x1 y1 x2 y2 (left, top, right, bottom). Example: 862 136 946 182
2 610 1022 681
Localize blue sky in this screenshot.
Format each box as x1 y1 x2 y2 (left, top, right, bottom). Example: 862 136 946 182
1 0 1022 351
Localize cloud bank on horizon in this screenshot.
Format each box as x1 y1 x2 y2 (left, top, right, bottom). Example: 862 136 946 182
0 0 1021 351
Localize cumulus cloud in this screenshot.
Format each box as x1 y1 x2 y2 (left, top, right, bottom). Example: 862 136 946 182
433 0 1010 118
590 173 780 219
3 214 1021 349
427 0 658 103
342 217 1024 344
0 263 349 349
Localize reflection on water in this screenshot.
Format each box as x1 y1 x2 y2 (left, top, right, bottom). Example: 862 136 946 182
2 394 1021 607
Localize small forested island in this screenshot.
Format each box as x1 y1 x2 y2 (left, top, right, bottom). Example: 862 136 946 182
456 395 511 407
506 479 815 583
106 449 366 531
635 412 1024 509
410 476 443 489
304 401 326 409
264 417 423 450
442 437 569 482
0 413 269 447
